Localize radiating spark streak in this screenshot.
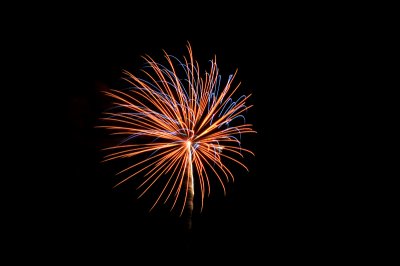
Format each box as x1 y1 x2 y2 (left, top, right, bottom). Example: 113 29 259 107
150 149 186 211
194 150 228 195
100 42 256 214
137 147 184 196
112 148 176 188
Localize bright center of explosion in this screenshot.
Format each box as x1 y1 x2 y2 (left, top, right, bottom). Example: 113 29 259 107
186 140 192 149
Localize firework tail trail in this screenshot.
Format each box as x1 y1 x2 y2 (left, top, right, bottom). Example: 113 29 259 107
184 140 194 231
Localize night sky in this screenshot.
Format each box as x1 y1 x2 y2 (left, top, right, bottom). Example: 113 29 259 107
20 7 356 263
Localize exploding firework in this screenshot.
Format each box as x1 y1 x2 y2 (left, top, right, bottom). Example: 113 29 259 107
99 43 255 227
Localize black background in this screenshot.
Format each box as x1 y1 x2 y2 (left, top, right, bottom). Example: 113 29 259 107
11 5 362 264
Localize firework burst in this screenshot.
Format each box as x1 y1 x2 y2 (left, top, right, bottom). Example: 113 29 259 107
99 43 255 223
